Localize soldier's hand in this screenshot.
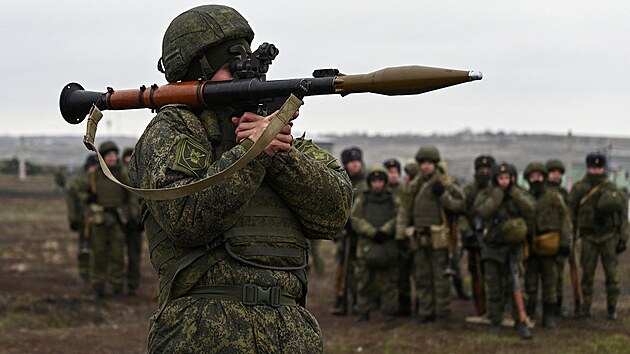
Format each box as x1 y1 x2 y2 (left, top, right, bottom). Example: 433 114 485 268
432 181 445 197
616 240 627 254
558 245 571 257
373 231 388 244
463 230 480 250
232 111 294 157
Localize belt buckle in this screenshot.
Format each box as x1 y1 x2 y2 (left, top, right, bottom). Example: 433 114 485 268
242 284 281 307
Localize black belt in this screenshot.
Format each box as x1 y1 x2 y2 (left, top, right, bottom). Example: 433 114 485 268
187 284 297 307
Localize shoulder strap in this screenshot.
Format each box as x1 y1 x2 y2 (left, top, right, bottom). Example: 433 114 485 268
579 180 606 206
82 95 303 201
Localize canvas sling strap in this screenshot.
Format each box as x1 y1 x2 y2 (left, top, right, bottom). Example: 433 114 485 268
579 181 606 206
82 94 303 201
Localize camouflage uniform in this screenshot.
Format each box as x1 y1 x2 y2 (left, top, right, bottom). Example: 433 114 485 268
129 106 352 351
351 169 399 319
122 148 143 295
545 159 571 314
331 148 367 315
568 165 629 318
460 155 495 315
523 162 572 327
474 182 535 327
66 159 94 283
396 147 465 322
84 147 134 299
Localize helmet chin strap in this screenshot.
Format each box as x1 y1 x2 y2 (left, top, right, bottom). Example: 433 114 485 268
198 55 215 80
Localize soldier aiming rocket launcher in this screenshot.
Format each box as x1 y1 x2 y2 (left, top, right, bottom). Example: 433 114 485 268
59 42 482 200
60 42 482 124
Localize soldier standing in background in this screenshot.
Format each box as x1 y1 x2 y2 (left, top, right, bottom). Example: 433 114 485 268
460 155 495 315
395 161 418 316
85 141 134 301
121 147 142 296
403 162 418 185
545 159 571 316
128 5 352 352
332 146 367 315
474 163 535 339
352 167 399 322
568 152 628 320
384 158 402 194
396 146 465 325
66 154 98 284
523 162 571 328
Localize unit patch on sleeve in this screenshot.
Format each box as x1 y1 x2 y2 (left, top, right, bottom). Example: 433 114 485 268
171 134 210 177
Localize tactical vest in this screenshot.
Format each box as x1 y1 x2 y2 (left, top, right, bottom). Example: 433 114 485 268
412 176 442 229
535 189 563 234
575 180 623 234
91 166 128 207
146 181 308 310
363 191 396 229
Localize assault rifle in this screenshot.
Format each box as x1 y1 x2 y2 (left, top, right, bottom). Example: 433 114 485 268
60 42 482 124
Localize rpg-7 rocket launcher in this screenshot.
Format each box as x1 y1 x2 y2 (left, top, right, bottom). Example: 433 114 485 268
60 42 482 124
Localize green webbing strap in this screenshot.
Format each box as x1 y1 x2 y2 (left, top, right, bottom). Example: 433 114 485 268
223 226 304 239
83 94 303 201
187 284 297 307
242 246 303 258
240 207 294 218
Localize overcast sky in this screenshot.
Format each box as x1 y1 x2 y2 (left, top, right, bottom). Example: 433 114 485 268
2 0 629 138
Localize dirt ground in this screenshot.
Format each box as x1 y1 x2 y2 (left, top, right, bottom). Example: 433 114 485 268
1 175 629 354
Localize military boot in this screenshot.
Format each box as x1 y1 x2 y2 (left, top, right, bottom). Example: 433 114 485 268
112 288 123 303
608 304 618 321
581 304 592 318
331 296 347 316
542 302 557 328
90 285 104 301
489 320 501 334
517 321 533 340
454 276 471 300
526 299 537 320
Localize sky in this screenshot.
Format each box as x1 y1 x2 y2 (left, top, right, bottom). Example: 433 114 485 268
1 0 629 138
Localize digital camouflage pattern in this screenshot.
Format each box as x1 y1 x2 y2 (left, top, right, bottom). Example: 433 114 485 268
351 188 399 316
525 185 571 308
568 174 629 309
396 169 465 320
66 170 91 281
473 185 535 324
84 164 134 293
128 104 352 353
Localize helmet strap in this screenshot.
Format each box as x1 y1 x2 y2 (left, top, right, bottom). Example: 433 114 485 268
198 55 215 80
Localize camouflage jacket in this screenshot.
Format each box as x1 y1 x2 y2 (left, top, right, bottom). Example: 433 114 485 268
66 170 90 226
128 105 352 302
530 187 572 249
568 175 629 243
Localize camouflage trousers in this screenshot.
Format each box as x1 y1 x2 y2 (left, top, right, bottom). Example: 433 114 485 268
525 254 558 304
125 226 142 290
555 255 567 300
354 258 399 316
580 236 619 307
414 247 451 318
397 247 414 313
76 224 90 280
484 259 523 324
148 297 323 353
91 213 126 291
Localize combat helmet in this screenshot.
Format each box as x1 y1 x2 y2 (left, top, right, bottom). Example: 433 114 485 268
98 141 119 156
545 159 565 174
523 162 547 180
158 5 255 82
367 166 389 184
415 146 440 163
404 162 419 179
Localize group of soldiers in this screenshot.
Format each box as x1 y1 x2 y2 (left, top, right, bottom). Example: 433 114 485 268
66 141 143 301
331 145 629 339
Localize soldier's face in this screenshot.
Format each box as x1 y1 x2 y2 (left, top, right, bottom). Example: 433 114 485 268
210 62 234 81
477 167 490 175
420 161 435 176
104 151 118 167
528 171 544 183
345 160 362 176
587 167 606 175
123 155 132 166
370 179 386 192
497 173 511 190
387 167 400 184
547 169 563 183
